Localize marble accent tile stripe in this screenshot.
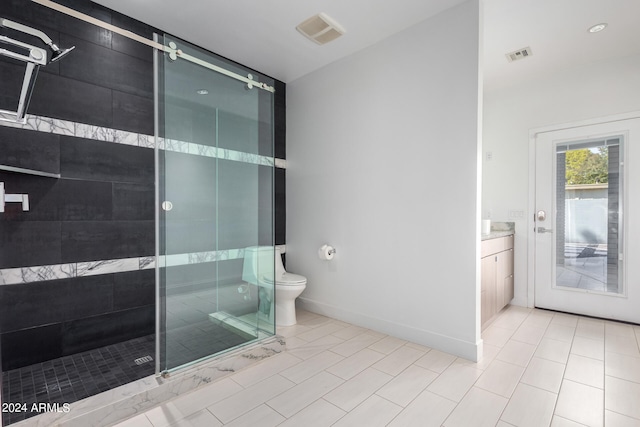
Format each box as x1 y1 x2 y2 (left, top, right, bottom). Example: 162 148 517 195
0 113 75 136
77 258 140 277
166 138 277 168
0 114 154 148
139 256 155 270
0 246 285 285
161 248 246 268
0 114 285 168
0 263 77 285
0 259 133 286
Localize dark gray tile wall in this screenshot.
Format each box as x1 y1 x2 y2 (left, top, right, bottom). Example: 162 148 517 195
0 61 31 114
112 91 155 136
0 127 61 175
31 71 115 127
275 167 286 244
59 137 155 183
274 80 287 160
274 82 286 244
0 0 285 371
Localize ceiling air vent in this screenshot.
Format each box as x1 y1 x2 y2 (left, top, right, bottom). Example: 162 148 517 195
505 46 533 62
296 13 345 45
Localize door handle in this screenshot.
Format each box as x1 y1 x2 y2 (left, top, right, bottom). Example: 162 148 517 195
537 226 553 234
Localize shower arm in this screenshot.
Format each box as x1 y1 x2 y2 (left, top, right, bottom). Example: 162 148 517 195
0 18 75 62
0 18 54 47
0 35 47 64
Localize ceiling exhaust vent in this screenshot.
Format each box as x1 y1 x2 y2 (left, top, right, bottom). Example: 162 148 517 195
296 13 345 45
505 46 533 62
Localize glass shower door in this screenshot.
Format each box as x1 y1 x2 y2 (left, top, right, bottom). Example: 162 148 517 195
157 35 275 372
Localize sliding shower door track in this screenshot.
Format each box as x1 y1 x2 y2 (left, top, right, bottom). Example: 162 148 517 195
30 0 275 93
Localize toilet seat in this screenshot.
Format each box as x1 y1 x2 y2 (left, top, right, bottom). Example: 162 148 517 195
264 272 307 286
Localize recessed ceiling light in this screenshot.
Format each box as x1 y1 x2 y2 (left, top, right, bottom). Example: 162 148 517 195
588 23 607 33
196 89 209 95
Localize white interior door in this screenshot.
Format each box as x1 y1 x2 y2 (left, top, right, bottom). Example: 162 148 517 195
534 117 640 323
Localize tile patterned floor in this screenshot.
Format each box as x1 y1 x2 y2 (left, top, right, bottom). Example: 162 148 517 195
1 300 258 425
112 306 640 427
164 319 250 370
2 335 156 425
163 289 260 369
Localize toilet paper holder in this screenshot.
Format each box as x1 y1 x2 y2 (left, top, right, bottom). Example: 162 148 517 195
318 244 337 260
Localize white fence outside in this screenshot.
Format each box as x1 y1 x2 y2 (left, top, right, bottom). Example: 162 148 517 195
565 198 608 244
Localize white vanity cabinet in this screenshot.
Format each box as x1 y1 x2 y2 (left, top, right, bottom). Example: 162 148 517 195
481 234 514 329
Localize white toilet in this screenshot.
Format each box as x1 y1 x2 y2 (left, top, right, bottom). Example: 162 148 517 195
242 246 307 326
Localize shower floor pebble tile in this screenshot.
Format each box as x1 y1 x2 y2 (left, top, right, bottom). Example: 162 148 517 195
108 306 640 427
1 335 156 426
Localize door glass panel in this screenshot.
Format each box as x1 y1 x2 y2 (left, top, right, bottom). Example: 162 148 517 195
157 35 275 373
555 138 623 293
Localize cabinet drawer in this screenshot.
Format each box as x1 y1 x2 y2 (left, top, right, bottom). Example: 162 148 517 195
481 238 501 257
481 235 513 257
504 234 514 250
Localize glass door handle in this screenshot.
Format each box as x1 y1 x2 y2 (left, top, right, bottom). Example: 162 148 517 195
537 226 553 234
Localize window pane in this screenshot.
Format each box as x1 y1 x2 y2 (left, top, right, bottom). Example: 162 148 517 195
555 139 622 293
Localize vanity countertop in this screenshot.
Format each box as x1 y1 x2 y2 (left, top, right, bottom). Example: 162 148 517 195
481 221 515 241
481 230 514 241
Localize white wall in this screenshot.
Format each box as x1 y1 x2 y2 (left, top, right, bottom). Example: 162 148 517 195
287 0 482 360
483 53 640 307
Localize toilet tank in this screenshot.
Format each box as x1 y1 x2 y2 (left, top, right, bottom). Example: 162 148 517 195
242 246 275 286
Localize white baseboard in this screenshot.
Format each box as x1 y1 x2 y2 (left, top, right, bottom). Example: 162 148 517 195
297 297 482 362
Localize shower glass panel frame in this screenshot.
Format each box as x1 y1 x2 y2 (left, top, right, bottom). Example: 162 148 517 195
156 34 276 374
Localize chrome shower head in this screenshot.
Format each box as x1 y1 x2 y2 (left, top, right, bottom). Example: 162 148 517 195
49 43 75 63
